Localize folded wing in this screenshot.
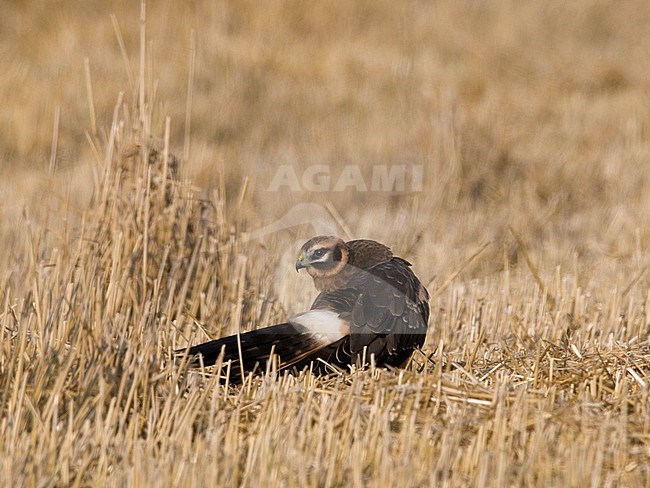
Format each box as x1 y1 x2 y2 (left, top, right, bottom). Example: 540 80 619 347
347 257 430 366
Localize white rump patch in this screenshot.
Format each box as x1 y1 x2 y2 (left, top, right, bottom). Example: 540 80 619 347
289 310 349 345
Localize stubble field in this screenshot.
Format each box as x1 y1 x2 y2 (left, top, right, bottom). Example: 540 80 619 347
1 1 650 486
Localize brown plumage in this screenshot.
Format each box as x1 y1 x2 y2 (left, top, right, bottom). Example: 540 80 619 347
177 236 430 382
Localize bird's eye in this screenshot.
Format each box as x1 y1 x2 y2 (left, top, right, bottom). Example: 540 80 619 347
313 248 326 258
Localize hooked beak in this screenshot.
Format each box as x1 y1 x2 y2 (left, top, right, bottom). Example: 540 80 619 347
295 254 308 272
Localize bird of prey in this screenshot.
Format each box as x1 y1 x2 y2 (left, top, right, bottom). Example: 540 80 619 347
178 236 430 382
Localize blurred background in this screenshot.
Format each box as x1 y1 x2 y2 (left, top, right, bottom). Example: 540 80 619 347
2 5 650 484
1 0 650 290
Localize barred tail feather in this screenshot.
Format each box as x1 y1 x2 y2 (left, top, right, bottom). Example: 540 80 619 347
177 311 349 382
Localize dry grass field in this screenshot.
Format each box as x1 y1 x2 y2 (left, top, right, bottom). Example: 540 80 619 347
1 0 650 486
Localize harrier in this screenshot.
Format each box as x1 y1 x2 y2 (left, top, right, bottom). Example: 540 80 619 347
178 236 430 381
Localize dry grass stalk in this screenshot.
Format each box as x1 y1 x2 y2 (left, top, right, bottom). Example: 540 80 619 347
1 1 650 486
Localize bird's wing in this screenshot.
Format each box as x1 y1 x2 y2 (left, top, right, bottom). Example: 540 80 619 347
309 287 359 312
346 257 430 366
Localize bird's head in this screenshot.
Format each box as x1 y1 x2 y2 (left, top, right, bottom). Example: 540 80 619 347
295 235 349 278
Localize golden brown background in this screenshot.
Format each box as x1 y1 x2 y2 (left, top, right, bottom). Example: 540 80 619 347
1 1 649 485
